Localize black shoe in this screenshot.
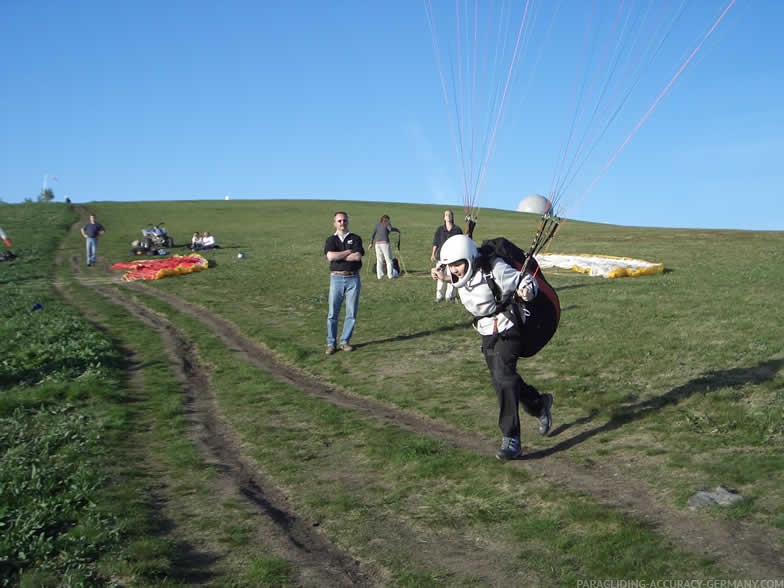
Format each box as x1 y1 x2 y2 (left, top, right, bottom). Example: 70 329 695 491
495 436 522 460
538 393 553 436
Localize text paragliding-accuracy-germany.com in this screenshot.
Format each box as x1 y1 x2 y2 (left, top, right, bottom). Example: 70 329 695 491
576 579 784 588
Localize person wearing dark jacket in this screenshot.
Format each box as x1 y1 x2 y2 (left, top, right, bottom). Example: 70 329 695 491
430 209 463 301
80 214 105 267
324 211 365 355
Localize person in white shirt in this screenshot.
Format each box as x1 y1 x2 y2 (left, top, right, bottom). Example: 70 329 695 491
198 232 216 250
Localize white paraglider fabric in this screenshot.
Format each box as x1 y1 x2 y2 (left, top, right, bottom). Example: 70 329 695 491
535 253 663 279
517 195 552 215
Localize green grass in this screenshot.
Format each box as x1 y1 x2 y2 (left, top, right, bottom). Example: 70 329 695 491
2 199 783 585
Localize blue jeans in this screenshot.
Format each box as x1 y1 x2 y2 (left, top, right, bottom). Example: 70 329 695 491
327 274 361 346
86 237 98 265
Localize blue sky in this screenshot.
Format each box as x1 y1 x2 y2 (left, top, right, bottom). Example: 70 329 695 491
1 0 781 230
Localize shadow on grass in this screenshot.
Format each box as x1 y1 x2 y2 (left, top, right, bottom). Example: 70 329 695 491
355 289 596 350
355 320 474 348
356 284 598 350
553 282 594 291
526 357 784 459
149 501 220 584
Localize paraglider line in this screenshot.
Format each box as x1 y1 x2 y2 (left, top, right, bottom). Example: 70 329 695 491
473 0 531 217
425 0 472 216
566 0 736 218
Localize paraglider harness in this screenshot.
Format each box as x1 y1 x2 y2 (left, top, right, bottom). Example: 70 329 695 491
475 235 561 358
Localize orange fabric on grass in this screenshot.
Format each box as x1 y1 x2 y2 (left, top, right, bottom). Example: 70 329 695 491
111 254 208 281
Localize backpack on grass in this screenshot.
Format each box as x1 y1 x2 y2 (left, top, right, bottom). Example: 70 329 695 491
477 237 561 357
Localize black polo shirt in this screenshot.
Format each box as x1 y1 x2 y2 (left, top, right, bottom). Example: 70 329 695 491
83 222 105 238
324 232 364 272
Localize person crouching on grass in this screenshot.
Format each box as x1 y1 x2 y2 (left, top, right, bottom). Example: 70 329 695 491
431 234 553 460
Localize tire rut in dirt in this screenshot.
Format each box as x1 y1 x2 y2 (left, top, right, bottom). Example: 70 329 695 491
132 283 784 579
58 252 225 584
66 259 379 586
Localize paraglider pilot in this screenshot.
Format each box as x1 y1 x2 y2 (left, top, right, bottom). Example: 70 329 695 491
431 234 553 460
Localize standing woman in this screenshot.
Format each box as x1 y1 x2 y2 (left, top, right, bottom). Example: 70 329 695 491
369 214 400 280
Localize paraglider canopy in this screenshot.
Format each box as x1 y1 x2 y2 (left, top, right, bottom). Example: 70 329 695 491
517 195 552 216
0 226 11 248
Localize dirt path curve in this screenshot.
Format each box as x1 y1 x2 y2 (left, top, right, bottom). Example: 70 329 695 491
61 254 382 585
131 284 784 580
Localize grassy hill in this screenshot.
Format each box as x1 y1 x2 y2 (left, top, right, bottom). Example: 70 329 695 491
2 199 783 586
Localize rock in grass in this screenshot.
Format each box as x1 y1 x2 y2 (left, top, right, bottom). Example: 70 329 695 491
688 486 743 508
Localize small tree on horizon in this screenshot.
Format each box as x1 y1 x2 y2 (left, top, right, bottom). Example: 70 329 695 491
38 188 55 202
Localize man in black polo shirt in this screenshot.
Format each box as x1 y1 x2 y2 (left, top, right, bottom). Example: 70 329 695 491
324 211 364 355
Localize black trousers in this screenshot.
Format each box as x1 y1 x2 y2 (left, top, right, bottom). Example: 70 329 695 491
481 327 546 438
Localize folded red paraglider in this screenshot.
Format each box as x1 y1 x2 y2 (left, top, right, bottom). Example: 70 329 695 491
112 254 208 281
0 226 11 248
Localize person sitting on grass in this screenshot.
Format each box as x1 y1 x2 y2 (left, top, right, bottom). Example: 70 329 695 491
196 232 217 250
189 231 202 250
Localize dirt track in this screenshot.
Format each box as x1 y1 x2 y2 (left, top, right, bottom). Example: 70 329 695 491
60 211 784 583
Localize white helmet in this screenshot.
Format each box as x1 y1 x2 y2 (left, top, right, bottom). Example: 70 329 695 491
439 234 479 288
